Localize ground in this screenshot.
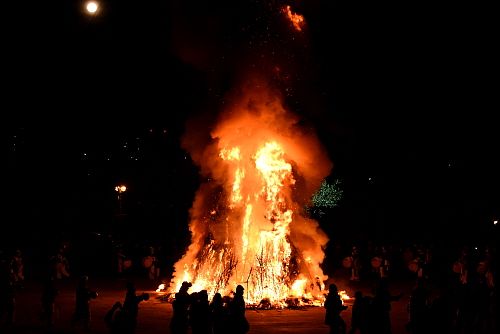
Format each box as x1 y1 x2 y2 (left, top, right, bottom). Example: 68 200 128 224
2 275 424 334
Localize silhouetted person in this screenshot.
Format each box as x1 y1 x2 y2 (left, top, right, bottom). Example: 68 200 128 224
348 291 371 334
379 247 390 278
482 249 495 288
349 247 362 281
170 281 192 334
405 279 431 334
227 285 250 334
51 251 69 279
40 278 59 326
70 276 97 331
429 275 455 334
455 283 475 333
117 248 131 279
474 279 493 334
211 292 228 334
122 282 149 333
142 247 160 280
10 250 24 282
104 301 134 334
455 249 469 284
0 277 17 325
324 283 348 334
371 278 403 334
189 289 212 334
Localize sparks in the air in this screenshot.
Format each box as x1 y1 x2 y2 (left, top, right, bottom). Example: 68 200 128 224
284 5 305 32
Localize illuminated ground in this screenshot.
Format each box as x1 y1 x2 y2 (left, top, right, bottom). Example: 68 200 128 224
2 274 423 334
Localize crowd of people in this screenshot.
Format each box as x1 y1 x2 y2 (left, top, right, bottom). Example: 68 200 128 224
0 245 249 334
338 243 497 284
0 242 498 333
327 279 404 334
169 282 249 334
327 274 497 334
333 242 498 334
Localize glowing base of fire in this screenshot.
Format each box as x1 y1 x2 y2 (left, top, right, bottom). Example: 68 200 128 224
156 283 350 308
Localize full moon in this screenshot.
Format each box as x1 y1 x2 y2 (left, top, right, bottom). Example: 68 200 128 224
87 2 98 13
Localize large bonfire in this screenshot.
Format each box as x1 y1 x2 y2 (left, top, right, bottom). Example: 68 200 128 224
167 77 333 307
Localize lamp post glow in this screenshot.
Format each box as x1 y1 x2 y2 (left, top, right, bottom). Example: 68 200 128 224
115 185 126 214
115 185 126 193
87 2 98 13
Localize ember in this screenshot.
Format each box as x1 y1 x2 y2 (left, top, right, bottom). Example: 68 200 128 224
166 78 333 308
284 5 305 31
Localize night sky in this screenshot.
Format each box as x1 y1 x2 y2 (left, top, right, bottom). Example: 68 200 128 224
3 0 498 251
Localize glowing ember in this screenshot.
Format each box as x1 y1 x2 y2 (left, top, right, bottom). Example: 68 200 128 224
339 290 351 303
168 79 332 308
284 5 305 32
156 284 165 293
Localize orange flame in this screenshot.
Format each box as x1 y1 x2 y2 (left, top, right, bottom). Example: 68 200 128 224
168 78 332 307
339 290 351 303
284 5 305 32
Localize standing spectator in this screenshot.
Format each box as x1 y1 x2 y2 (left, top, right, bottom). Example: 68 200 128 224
227 285 250 334
51 250 69 280
10 250 24 282
379 247 391 278
189 290 212 334
474 278 493 334
454 283 475 333
117 248 131 280
211 292 228 334
409 250 426 279
371 278 403 334
70 276 98 331
324 284 348 334
455 249 469 284
348 291 371 334
170 281 192 334
142 247 160 280
429 281 454 334
0 277 18 325
122 282 149 333
405 279 431 334
40 278 59 327
483 248 495 288
371 246 380 277
349 247 362 281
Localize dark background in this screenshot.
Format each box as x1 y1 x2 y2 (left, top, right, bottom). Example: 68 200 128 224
2 0 498 261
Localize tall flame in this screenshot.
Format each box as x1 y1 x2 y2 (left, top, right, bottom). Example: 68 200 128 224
169 78 332 307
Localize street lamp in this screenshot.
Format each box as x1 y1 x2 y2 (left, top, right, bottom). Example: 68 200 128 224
115 185 126 193
115 185 126 214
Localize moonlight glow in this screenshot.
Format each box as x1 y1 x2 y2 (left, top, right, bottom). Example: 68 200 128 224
87 2 98 13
